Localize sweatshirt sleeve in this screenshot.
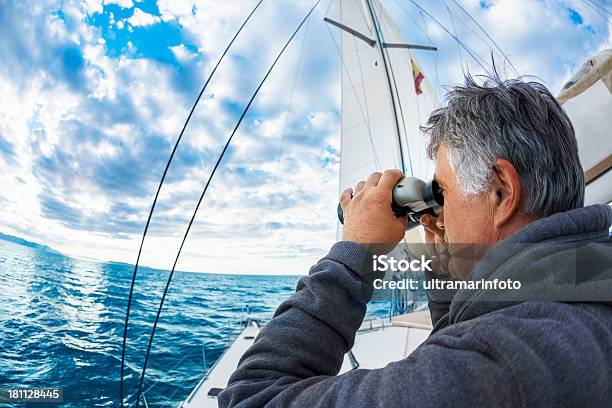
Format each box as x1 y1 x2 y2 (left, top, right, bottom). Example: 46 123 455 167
218 241 515 408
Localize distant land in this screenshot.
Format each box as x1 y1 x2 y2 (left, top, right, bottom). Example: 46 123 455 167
0 232 157 271
0 232 63 256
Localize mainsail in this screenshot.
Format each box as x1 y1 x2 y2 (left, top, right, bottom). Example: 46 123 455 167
329 0 438 239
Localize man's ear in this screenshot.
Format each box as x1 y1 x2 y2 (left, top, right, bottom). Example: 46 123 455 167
489 159 522 228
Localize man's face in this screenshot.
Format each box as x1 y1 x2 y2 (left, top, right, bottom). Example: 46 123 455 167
434 145 497 245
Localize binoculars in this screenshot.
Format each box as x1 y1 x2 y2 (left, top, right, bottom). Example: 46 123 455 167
337 176 444 231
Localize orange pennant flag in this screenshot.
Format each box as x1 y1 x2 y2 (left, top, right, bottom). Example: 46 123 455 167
411 59 425 95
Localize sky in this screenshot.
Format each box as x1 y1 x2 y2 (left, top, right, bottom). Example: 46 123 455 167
0 0 610 275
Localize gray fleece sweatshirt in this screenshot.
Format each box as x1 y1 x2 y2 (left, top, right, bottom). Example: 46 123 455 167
219 205 612 408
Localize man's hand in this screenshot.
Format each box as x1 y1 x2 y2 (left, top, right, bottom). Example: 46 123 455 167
419 213 449 276
419 214 445 245
339 169 406 245
420 213 483 280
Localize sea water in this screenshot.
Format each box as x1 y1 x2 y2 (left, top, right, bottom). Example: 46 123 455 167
0 240 390 406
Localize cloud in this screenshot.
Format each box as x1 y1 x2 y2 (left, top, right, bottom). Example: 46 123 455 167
103 0 133 9
157 0 195 21
170 44 196 63
127 8 160 27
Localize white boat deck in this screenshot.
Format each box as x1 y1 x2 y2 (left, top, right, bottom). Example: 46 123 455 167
181 311 432 407
340 313 431 373
181 322 260 408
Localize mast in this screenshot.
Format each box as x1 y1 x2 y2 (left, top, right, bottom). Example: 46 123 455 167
364 0 406 173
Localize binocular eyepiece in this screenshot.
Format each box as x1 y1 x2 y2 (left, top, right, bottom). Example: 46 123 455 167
337 176 444 231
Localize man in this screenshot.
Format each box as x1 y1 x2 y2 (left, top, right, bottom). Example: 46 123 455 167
219 76 612 407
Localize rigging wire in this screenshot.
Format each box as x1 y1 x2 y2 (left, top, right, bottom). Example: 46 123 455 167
396 5 441 100
591 0 612 15
581 0 612 21
393 0 492 74
589 0 612 16
449 0 519 75
132 1 322 405
416 9 440 101
118 1 264 406
264 3 315 237
445 2 465 71
419 10 442 174
441 2 506 70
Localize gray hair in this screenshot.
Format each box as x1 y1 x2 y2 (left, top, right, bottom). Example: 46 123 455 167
422 74 584 218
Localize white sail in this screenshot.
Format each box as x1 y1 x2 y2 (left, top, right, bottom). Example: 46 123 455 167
333 0 438 239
